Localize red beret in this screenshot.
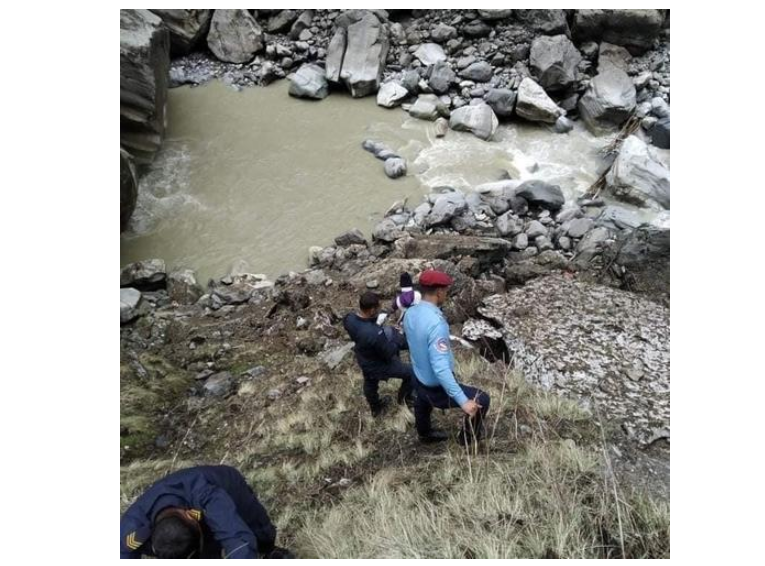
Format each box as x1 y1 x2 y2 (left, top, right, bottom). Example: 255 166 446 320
419 270 454 287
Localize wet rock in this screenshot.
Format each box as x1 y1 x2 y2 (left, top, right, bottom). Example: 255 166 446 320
203 371 233 397
478 275 669 447
428 61 456 94
384 157 407 179
149 9 211 54
530 34 582 92
288 63 328 99
120 10 169 165
414 42 447 66
578 67 636 134
573 9 665 54
334 228 367 247
449 103 498 141
459 61 493 83
431 23 457 43
606 135 670 209
435 117 449 137
516 180 565 211
120 149 137 231
553 116 574 134
168 269 203 305
207 9 264 63
409 94 444 121
326 11 388 97
567 217 594 239
515 77 564 123
651 116 670 149
514 9 569 35
120 288 142 324
376 81 409 108
121 259 166 290
484 88 516 118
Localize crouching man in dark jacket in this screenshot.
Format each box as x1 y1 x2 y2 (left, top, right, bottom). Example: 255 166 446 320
343 291 415 416
120 465 293 559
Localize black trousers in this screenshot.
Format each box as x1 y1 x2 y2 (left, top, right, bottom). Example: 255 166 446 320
414 381 490 439
362 359 415 412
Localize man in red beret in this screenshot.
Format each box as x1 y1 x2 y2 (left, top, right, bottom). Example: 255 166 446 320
403 270 491 445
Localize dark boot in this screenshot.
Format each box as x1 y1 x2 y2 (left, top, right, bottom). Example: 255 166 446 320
370 397 392 417
418 429 448 444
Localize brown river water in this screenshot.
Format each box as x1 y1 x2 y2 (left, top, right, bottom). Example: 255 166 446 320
121 80 649 281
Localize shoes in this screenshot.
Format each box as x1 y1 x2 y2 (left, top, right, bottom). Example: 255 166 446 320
418 429 448 444
370 397 392 417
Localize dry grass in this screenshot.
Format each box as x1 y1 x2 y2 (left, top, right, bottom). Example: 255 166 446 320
119 348 669 558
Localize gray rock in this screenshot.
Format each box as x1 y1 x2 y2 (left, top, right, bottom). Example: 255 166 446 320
484 88 516 118
514 9 569 35
606 135 670 209
556 207 584 223
149 10 211 54
578 67 636 134
207 9 264 63
372 218 406 242
409 94 443 121
516 180 566 211
120 259 166 289
573 9 665 54
513 233 529 250
203 371 233 397
596 205 642 230
477 9 513 20
598 42 632 73
304 269 330 286
459 61 493 83
168 269 203 305
463 19 492 38
266 9 298 33
553 116 574 133
320 342 355 370
651 116 670 149
376 81 409 107
414 42 447 66
335 228 367 247
574 226 612 264
495 212 523 237
449 103 499 141
535 235 554 252
526 220 547 239
289 10 314 40
530 34 582 92
515 77 564 123
384 158 407 179
120 10 169 165
566 217 594 238
120 149 137 231
435 117 449 137
267 389 282 401
120 288 142 324
557 236 572 250
326 11 389 97
651 97 670 118
431 23 457 43
428 61 456 94
426 192 468 227
401 70 420 93
288 63 328 99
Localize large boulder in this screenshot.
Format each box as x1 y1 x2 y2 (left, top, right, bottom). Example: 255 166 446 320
484 88 516 118
459 61 494 83
578 67 636 134
449 103 499 141
266 10 298 33
597 42 632 73
529 35 582 92
120 288 142 324
573 9 665 54
606 135 670 210
376 81 409 107
414 42 447 66
121 259 167 290
516 180 566 211
149 10 211 54
425 192 469 227
409 94 444 121
207 9 264 64
120 149 137 232
515 77 564 123
430 23 458 43
611 226 670 296
168 268 203 305
120 10 169 165
514 10 569 35
288 64 329 99
651 116 670 149
428 61 456 94
326 11 389 97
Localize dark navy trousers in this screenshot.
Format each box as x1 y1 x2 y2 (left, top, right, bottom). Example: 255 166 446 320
362 358 415 411
414 381 490 438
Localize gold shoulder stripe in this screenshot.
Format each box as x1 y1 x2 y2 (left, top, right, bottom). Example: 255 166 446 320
126 532 142 550
188 509 202 521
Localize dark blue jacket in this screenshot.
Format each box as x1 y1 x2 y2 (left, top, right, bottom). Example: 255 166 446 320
343 313 407 379
120 465 275 559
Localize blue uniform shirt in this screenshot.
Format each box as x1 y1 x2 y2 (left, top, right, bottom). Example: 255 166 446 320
403 300 468 407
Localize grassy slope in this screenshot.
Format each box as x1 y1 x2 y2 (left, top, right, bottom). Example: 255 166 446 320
120 346 669 558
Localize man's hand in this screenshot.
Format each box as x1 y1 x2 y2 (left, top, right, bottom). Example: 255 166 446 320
462 399 482 418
